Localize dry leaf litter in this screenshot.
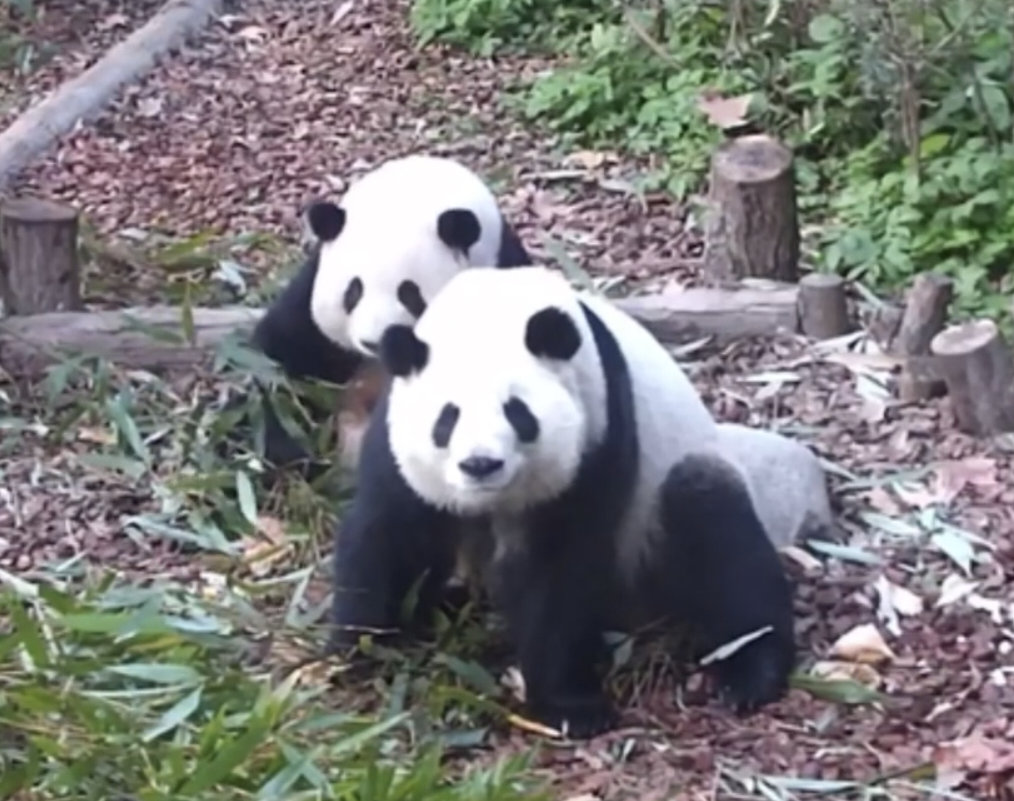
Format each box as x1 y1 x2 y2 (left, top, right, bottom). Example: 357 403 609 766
2 1 1013 798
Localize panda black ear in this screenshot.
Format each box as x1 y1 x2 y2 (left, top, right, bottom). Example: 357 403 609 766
525 307 581 362
381 325 429 377
437 209 481 252
307 202 346 242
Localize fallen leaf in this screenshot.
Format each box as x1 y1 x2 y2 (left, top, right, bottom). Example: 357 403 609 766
782 545 823 572
874 575 923 637
932 457 999 504
892 480 938 509
936 573 979 607
829 623 896 665
137 97 165 118
810 659 882 689
934 733 1014 774
562 150 612 170
77 426 116 445
697 92 753 129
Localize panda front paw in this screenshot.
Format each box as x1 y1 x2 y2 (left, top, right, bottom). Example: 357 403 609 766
711 633 794 714
527 693 618 739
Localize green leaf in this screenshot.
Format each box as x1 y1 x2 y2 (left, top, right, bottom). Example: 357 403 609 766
235 470 258 525
9 602 49 669
143 685 204 742
790 673 882 705
980 83 1012 132
808 14 843 44
179 716 272 794
105 662 204 685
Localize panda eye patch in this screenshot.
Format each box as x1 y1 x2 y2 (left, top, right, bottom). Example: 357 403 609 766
432 402 460 448
397 280 427 318
343 277 364 313
504 397 539 443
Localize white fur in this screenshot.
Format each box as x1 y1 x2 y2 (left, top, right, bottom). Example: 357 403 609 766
310 155 505 353
386 267 835 583
714 423 834 548
386 267 718 582
388 268 606 517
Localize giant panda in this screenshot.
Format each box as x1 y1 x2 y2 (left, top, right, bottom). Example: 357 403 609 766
330 265 796 738
247 154 531 470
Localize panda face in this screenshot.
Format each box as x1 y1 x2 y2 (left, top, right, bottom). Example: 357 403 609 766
383 269 602 517
307 155 505 357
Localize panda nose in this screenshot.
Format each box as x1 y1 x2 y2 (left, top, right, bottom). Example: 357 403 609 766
459 456 504 480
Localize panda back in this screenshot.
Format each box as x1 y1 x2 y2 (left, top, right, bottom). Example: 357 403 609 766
578 292 718 577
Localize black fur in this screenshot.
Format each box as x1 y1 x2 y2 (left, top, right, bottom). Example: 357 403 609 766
343 277 364 313
489 302 639 737
248 246 365 473
437 209 482 252
525 307 582 361
329 391 460 647
431 403 460 447
308 202 345 242
397 280 427 318
657 454 795 712
380 325 429 377
495 222 531 268
503 397 539 443
328 301 796 739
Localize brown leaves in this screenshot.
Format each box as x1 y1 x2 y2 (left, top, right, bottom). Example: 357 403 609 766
934 732 1014 795
697 90 754 130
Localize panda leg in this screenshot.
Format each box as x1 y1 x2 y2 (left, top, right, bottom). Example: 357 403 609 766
494 527 617 738
327 397 458 652
657 452 796 712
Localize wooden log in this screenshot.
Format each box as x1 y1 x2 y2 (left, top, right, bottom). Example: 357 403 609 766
0 286 804 378
615 281 799 345
702 134 800 283
0 305 262 377
895 273 953 401
0 198 83 314
930 319 1014 435
797 273 851 339
0 0 224 190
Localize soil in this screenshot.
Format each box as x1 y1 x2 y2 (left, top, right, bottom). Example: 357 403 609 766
1 1 1013 798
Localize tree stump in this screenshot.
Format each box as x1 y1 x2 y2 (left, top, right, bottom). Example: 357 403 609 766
930 319 1014 435
797 273 851 339
702 134 800 283
0 198 83 315
895 273 954 401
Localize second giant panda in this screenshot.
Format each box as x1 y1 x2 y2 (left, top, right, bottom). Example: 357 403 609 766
330 265 797 738
247 154 531 469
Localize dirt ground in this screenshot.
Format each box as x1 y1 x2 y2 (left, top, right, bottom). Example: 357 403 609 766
2 1 1014 798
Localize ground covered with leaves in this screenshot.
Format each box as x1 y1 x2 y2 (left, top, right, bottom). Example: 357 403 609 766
2 1 1014 799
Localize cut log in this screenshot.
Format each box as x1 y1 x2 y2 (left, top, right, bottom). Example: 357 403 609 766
930 319 1014 435
0 305 262 378
0 0 224 190
797 273 851 339
0 286 805 378
615 281 799 345
895 273 954 401
0 198 83 315
702 134 800 283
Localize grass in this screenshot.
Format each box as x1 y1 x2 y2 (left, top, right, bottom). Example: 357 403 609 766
0 302 551 799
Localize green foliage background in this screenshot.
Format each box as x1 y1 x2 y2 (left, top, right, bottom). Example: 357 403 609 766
412 0 1014 321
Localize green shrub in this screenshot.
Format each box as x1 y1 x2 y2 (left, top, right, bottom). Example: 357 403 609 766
409 0 1014 319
